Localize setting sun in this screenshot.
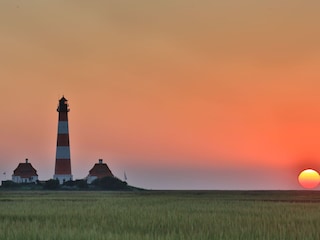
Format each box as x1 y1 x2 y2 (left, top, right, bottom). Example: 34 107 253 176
298 169 320 189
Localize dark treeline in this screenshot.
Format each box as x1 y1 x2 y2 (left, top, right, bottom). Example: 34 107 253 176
0 176 135 191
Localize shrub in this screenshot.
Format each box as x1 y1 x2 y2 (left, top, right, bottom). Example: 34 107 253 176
91 176 128 190
43 179 60 190
74 179 88 189
61 179 88 190
1 180 19 188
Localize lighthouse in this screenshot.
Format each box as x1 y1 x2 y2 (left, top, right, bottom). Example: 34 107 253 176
54 96 72 184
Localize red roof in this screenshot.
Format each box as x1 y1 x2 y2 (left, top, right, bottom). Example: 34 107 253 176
13 162 38 178
89 162 113 178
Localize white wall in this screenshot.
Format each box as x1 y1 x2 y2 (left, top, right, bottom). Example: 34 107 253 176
12 175 38 183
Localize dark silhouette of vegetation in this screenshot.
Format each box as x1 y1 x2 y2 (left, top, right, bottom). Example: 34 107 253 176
75 179 88 189
62 179 88 189
43 179 60 190
91 176 129 190
1 181 42 190
1 180 19 188
1 177 140 191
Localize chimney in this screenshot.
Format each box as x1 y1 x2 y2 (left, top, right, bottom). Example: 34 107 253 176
26 158 28 163
99 159 103 164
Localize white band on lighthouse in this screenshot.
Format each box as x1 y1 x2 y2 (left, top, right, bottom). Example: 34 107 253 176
58 121 69 134
55 146 71 159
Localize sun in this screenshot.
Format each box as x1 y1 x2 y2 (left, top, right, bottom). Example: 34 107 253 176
298 169 320 189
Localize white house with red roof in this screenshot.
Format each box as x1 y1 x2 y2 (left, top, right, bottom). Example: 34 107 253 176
12 159 38 183
87 159 114 184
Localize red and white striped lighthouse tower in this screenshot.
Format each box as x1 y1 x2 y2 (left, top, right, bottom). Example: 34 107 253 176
54 96 72 184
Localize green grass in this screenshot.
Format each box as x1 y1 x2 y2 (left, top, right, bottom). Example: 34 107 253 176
0 191 320 239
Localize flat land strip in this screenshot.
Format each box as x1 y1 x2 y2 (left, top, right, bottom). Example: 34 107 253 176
0 190 319 239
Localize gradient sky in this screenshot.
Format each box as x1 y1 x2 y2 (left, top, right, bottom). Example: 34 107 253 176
1 0 320 189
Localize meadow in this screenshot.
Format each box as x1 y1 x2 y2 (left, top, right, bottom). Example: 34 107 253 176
0 190 320 240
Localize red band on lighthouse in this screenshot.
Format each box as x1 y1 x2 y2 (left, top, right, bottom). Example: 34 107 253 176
54 96 72 184
56 134 70 146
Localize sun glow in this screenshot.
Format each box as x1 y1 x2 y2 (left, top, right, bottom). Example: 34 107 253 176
298 169 320 189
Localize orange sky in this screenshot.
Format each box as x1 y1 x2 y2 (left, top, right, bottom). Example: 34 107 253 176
1 0 320 189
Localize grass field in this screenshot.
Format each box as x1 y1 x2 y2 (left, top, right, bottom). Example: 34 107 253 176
0 190 320 239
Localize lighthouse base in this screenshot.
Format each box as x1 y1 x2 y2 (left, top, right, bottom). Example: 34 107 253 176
54 174 73 184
